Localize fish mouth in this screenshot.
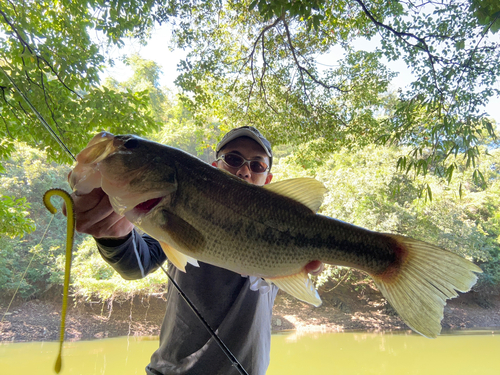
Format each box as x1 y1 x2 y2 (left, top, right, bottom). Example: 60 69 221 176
123 196 166 225
134 197 164 214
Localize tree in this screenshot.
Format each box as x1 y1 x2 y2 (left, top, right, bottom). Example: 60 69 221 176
100 53 219 160
168 0 499 182
2 1 498 174
0 2 165 237
2 1 498 168
0 142 74 298
0 1 162 166
0 142 168 300
119 53 166 125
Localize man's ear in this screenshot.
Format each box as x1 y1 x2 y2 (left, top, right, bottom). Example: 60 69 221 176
264 173 273 185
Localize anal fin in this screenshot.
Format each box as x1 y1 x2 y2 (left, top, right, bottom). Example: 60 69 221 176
266 269 322 307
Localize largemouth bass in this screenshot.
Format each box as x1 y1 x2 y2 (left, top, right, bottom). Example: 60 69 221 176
70 132 482 338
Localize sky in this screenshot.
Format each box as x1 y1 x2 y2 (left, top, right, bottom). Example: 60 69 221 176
101 24 500 125
101 24 185 88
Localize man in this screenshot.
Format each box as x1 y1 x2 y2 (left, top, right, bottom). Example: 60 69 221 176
71 126 322 374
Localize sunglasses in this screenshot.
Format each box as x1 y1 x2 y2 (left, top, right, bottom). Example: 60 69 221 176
217 153 270 174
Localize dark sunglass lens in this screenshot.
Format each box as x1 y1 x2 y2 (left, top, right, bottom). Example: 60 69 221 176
250 161 267 173
224 154 244 167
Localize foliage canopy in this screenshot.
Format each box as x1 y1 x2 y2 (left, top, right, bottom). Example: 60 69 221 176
1 1 498 168
168 0 500 184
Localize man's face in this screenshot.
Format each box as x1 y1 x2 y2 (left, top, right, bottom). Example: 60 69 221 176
212 137 273 186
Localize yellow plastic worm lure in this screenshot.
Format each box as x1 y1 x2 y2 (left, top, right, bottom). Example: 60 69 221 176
43 189 75 374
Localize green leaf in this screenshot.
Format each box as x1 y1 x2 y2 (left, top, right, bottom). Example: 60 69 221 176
249 0 259 11
455 40 465 50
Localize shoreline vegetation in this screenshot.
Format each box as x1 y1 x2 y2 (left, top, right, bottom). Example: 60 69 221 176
2 284 499 343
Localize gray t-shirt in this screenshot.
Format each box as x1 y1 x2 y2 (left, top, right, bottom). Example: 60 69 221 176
97 230 278 375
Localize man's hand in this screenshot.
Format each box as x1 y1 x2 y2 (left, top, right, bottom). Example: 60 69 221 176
65 187 134 239
305 260 324 276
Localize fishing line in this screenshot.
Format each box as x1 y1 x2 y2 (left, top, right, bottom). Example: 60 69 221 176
0 66 76 161
155 259 249 375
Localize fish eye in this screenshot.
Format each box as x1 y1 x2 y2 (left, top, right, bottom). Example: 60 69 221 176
123 138 139 149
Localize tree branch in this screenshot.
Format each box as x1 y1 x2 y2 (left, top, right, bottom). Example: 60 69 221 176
282 19 347 92
353 0 443 98
0 8 82 99
448 12 499 116
36 56 64 136
240 18 282 114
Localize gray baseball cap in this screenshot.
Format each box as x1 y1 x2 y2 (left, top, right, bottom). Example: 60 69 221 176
216 126 273 168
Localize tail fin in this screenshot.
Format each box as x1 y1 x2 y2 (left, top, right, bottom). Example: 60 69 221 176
371 234 482 338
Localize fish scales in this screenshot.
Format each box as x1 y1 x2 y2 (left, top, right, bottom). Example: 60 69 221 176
70 132 483 338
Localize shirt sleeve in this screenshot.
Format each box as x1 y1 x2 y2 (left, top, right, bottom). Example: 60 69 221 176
95 229 167 280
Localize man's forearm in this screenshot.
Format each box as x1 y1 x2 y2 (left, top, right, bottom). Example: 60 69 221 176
96 230 167 280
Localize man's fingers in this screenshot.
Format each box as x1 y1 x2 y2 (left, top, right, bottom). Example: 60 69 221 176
65 186 134 238
84 214 134 239
72 188 107 214
74 195 115 233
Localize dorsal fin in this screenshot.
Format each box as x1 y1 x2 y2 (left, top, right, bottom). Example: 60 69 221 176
263 178 327 213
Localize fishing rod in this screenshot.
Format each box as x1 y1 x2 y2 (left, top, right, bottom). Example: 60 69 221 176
2 67 248 374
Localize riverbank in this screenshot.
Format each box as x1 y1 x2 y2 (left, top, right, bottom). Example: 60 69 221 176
1 285 499 342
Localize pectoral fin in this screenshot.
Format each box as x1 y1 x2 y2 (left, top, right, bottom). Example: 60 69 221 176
162 210 206 253
159 241 199 272
157 210 205 271
265 269 322 307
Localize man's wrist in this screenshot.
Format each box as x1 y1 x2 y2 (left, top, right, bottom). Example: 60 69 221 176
95 231 133 247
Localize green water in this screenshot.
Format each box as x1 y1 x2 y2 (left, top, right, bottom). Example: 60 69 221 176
0 330 498 374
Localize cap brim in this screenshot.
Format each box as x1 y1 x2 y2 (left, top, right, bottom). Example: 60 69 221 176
216 129 272 158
